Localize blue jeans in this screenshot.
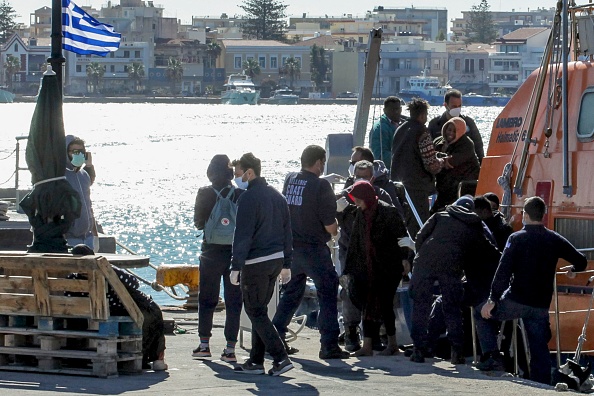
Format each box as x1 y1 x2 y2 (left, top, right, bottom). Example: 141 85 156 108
272 244 340 348
475 297 552 385
198 244 242 342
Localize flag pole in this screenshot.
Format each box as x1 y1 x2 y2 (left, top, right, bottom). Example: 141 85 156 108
50 0 65 92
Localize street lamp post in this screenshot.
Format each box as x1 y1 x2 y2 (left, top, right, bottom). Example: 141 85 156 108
50 0 65 91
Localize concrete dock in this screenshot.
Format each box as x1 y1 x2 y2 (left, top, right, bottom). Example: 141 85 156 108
0 306 561 395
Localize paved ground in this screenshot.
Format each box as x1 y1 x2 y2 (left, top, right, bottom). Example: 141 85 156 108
0 307 561 395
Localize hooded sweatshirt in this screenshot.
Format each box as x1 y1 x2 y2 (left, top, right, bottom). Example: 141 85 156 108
64 135 94 239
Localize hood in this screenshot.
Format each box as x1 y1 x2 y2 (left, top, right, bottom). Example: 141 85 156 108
446 204 482 224
372 160 389 182
207 154 233 187
441 117 466 144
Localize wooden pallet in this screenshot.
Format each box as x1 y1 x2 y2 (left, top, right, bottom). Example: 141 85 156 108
0 254 145 377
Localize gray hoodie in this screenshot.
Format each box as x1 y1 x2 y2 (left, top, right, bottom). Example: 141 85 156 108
64 135 94 239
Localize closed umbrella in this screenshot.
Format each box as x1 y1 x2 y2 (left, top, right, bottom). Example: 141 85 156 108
19 66 81 253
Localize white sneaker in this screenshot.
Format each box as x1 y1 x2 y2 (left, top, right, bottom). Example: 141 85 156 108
152 360 168 371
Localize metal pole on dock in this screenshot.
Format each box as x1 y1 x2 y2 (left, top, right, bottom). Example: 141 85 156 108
50 0 65 92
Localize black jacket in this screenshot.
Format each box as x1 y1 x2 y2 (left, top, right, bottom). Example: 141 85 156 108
413 205 497 279
428 112 484 162
343 201 408 309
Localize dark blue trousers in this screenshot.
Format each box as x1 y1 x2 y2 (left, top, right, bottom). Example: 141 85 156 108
198 244 242 342
273 244 340 348
475 297 552 385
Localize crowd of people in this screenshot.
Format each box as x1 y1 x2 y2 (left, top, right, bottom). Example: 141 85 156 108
64 89 588 384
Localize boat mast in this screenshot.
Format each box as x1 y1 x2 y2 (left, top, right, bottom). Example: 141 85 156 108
562 0 572 196
352 28 382 147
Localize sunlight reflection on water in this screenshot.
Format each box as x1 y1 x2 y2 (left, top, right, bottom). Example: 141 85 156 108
0 103 503 304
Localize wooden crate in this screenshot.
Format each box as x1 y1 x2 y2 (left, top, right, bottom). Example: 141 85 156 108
0 254 144 377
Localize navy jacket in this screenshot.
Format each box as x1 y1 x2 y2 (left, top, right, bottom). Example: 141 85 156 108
490 224 587 309
231 177 292 270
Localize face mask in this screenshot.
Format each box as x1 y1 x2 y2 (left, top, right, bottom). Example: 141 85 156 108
348 164 355 177
448 107 462 118
234 177 248 189
71 153 85 167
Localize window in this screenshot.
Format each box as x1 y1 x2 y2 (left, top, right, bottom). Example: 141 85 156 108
110 52 114 58
234 56 242 69
434 59 440 70
110 65 115 72
14 44 18 52
259 56 266 68
294 56 302 68
76 65 82 72
405 60 411 69
124 65 128 72
577 90 594 141
270 56 277 69
465 59 475 73
124 50 130 58
135 50 141 58
282 56 288 66
247 56 254 61
479 59 485 71
358 37 363 43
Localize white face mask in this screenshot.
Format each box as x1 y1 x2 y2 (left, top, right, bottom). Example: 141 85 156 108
234 177 248 189
448 107 462 118
348 164 355 177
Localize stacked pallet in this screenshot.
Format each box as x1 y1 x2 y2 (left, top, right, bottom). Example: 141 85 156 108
0 253 144 377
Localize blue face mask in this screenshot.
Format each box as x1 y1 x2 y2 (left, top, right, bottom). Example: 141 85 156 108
71 153 85 167
234 177 248 189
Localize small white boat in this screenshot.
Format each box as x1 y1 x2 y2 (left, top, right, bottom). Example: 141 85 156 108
268 88 299 105
220 74 259 105
0 87 15 103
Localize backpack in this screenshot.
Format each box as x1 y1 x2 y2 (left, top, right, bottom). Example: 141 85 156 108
203 186 237 245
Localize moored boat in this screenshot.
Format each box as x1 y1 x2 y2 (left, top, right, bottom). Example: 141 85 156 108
476 1 594 356
267 88 299 105
220 73 260 105
0 87 15 103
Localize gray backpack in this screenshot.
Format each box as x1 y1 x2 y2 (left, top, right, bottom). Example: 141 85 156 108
203 186 237 245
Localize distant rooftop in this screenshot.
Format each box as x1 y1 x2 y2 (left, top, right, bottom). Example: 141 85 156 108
501 27 549 40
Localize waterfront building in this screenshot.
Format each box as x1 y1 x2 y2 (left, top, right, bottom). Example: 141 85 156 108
451 7 555 43
221 40 312 92
488 27 549 94
372 6 448 42
447 43 495 95
191 15 245 40
0 34 51 94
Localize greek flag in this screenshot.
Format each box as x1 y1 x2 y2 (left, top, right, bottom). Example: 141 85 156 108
62 0 121 56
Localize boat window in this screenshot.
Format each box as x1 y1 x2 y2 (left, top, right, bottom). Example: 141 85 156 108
555 218 594 260
577 90 594 141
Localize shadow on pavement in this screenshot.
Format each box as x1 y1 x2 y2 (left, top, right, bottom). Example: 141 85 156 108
290 357 369 381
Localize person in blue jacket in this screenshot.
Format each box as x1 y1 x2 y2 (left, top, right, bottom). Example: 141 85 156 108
369 96 403 165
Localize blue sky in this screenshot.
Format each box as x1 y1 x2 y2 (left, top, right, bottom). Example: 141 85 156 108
15 0 550 29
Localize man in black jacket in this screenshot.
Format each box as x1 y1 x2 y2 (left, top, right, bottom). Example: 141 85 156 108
230 152 294 376
480 196 587 385
427 89 484 163
409 196 497 364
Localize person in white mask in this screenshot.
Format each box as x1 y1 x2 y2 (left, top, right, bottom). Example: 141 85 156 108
427 89 484 163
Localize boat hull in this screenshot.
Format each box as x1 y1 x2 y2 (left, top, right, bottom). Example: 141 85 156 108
267 96 299 105
221 91 259 105
0 89 15 103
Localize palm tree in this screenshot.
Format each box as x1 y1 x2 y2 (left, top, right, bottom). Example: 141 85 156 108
283 57 301 89
127 62 145 93
3 54 20 90
242 59 261 79
165 57 183 95
206 41 222 69
86 62 104 94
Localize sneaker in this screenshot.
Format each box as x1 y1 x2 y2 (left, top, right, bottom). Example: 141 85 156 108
282 339 299 355
152 360 168 371
192 345 211 358
268 358 294 376
344 326 361 352
221 350 237 363
410 348 425 363
319 345 350 359
234 359 265 375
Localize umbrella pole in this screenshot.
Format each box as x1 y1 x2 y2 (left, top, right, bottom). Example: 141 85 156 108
50 0 65 91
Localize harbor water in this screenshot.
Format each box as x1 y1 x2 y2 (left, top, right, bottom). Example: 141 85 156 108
0 103 503 305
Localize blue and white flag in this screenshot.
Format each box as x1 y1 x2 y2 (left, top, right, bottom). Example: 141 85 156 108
62 0 121 56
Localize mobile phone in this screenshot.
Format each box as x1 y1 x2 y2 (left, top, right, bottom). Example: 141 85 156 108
84 152 89 160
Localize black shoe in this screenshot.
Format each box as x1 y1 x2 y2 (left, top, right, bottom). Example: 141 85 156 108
344 326 361 352
234 359 265 375
268 358 294 376
319 345 350 359
282 339 299 355
404 348 414 357
450 349 466 365
410 348 425 363
476 352 505 371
